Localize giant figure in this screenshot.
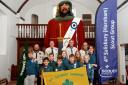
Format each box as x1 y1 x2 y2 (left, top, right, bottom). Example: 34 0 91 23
44 0 85 50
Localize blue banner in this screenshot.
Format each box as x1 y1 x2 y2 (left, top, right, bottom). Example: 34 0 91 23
96 0 118 82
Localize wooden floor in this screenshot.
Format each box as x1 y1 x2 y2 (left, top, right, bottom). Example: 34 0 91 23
8 81 16 85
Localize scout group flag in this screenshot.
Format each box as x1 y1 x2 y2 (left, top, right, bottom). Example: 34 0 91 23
96 0 118 82
42 66 89 85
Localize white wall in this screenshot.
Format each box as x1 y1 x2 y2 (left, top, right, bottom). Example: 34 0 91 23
118 45 126 84
117 2 128 84
118 3 128 44
24 1 96 24
0 4 17 80
0 11 7 55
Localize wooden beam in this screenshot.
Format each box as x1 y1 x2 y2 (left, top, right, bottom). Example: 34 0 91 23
0 0 25 21
97 0 102 4
117 0 128 10
20 17 25 21
0 0 16 14
17 0 29 13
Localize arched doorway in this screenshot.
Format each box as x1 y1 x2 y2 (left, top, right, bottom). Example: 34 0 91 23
31 14 38 38
31 14 38 24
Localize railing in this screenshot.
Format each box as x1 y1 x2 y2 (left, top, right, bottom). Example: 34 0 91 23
17 24 95 39
84 24 95 39
17 24 47 38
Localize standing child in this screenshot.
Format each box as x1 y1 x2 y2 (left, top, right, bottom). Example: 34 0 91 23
24 47 39 85
88 46 96 64
83 55 97 85
39 57 53 85
88 46 98 84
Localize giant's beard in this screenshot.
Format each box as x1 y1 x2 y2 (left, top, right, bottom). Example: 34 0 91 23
59 9 71 17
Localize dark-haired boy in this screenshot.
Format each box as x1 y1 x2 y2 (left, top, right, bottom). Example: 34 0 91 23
39 57 53 85
40 57 53 72
55 57 65 71
48 53 57 71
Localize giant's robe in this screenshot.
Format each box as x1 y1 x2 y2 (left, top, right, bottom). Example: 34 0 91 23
44 18 85 50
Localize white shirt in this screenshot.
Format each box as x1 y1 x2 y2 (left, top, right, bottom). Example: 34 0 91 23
45 47 58 61
33 51 44 64
79 49 89 57
66 46 78 58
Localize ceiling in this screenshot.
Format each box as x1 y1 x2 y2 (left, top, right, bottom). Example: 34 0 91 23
2 0 26 11
1 0 101 14
0 0 126 15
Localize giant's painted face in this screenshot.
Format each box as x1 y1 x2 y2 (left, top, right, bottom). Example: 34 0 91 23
60 4 70 14
56 1 73 18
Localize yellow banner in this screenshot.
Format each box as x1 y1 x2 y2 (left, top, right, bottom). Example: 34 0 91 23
42 66 89 85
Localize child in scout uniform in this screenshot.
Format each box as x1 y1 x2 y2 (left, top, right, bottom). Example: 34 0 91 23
55 56 65 71
83 55 97 85
48 53 57 71
24 47 39 85
88 45 96 64
68 54 82 70
88 46 98 84
40 57 53 72
39 57 53 85
61 50 70 70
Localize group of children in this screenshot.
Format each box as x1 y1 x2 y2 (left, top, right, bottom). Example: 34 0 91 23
24 41 97 85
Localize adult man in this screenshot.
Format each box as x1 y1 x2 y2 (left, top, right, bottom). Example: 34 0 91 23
45 41 58 61
44 0 85 50
33 44 44 65
66 40 78 58
80 42 89 57
33 44 44 85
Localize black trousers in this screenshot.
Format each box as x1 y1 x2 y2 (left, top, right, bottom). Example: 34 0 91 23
37 76 41 85
126 79 128 85
93 69 100 85
37 64 42 85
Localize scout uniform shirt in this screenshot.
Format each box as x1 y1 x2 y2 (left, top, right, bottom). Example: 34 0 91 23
68 61 82 70
55 64 65 71
45 47 58 61
79 49 89 57
40 65 53 72
33 51 44 64
66 46 78 58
